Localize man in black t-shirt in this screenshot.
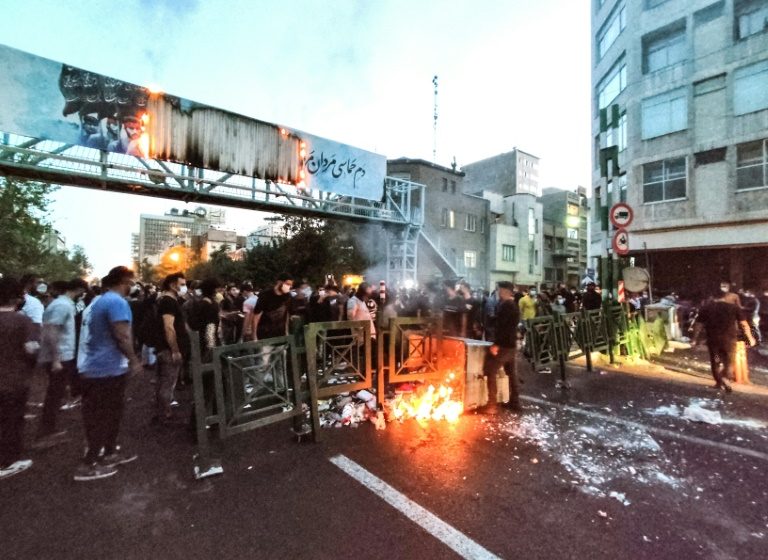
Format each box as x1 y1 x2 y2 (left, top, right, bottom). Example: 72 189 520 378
693 289 755 392
186 278 220 362
154 272 190 424
480 281 520 414
253 274 293 340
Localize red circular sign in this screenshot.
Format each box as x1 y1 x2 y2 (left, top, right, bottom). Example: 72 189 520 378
609 203 634 228
612 228 630 256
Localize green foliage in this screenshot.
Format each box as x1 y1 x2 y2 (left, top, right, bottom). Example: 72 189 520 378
0 178 92 279
185 216 376 289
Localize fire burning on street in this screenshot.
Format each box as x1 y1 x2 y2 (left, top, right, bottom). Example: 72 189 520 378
386 372 464 424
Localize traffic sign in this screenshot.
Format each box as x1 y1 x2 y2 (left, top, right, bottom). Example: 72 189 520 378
612 228 630 256
609 203 634 228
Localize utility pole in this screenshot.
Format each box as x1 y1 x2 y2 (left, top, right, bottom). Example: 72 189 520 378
432 75 438 162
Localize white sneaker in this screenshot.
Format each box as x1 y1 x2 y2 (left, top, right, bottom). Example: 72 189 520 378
0 459 33 480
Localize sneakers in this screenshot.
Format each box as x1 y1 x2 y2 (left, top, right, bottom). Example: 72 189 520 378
73 462 118 482
100 450 138 468
0 459 33 480
60 397 82 411
31 430 69 450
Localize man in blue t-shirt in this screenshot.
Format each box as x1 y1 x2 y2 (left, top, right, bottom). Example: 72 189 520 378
75 266 141 482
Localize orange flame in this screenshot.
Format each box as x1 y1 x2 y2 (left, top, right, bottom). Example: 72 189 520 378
387 372 463 424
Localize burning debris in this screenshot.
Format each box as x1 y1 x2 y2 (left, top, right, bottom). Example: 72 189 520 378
384 377 464 424
316 373 465 428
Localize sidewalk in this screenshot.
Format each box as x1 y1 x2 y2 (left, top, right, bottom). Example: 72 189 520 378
570 349 768 398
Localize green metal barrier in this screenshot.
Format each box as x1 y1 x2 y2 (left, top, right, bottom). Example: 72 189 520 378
524 306 636 388
189 331 320 478
379 317 443 399
304 320 373 399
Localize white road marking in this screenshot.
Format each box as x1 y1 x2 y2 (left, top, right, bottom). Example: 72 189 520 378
521 396 768 463
329 454 501 560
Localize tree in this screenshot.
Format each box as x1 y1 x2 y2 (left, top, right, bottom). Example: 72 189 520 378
183 216 377 289
0 177 93 279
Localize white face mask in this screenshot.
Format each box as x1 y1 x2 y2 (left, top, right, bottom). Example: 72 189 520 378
556 297 565 304
194 289 203 297
280 284 291 294
178 285 188 296
36 283 48 295
302 287 312 299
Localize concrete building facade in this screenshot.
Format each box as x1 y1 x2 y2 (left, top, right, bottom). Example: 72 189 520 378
387 158 490 289
462 150 545 288
541 187 590 287
592 0 768 295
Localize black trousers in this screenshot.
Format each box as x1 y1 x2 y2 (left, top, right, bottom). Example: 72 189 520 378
39 360 78 436
483 346 519 406
707 338 735 386
0 386 29 467
80 374 127 463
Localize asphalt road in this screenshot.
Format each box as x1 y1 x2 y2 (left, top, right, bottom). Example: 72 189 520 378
2 362 767 560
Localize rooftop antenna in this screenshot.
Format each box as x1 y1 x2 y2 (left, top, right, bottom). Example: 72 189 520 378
432 75 438 162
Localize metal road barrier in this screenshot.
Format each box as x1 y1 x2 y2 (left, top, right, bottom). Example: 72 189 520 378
378 317 444 398
304 320 373 400
189 331 319 479
523 306 635 388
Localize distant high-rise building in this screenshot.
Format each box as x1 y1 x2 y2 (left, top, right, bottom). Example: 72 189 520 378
137 206 226 264
592 0 768 294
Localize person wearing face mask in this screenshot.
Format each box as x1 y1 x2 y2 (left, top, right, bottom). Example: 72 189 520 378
252 274 294 341
552 293 567 316
75 266 141 481
719 281 741 308
581 282 602 311
518 288 538 321
151 272 190 425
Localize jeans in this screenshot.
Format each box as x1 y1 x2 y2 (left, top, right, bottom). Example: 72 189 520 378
0 386 29 467
39 360 78 437
156 350 181 419
80 375 127 463
483 346 519 407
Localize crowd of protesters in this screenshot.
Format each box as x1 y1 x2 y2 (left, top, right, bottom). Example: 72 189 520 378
3 264 765 481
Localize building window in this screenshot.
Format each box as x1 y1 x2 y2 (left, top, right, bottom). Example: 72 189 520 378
441 208 455 228
441 178 448 192
736 139 768 189
734 60 768 115
464 250 477 269
618 173 628 203
645 0 670 8
464 214 478 232
597 5 627 60
480 218 486 233
643 25 686 74
502 244 516 262
567 228 579 240
643 157 687 203
545 235 554 250
450 180 457 194
597 60 627 110
695 1 725 26
641 88 688 139
528 208 536 235
606 111 628 152
735 0 768 40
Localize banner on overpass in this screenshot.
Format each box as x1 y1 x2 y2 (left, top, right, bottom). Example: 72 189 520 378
0 44 385 201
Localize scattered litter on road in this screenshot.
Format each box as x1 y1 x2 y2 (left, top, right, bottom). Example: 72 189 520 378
645 398 767 429
487 405 685 505
597 510 608 518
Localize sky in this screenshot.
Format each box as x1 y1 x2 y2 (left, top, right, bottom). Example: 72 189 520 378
0 0 592 276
